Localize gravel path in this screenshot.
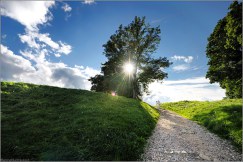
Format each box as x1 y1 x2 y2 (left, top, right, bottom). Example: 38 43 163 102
141 110 242 161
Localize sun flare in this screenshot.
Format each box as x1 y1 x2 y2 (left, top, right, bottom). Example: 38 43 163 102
123 62 134 74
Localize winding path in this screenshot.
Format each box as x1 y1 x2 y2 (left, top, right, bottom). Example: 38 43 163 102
142 110 242 161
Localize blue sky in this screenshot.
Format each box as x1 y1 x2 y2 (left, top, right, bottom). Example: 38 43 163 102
1 1 231 104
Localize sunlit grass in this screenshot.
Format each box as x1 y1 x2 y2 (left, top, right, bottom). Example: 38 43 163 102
1 81 159 161
162 100 242 151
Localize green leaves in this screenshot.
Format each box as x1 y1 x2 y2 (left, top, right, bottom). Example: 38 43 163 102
206 1 242 98
90 16 171 98
225 1 242 50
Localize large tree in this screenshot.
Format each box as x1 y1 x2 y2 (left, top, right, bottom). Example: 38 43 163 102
89 16 172 99
206 1 242 98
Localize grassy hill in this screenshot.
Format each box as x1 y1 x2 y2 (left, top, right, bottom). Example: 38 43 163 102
1 82 159 161
162 100 242 151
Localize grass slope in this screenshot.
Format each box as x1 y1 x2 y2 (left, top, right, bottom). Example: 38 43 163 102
1 82 159 161
162 100 242 151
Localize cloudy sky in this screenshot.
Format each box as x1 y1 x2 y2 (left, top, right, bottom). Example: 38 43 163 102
1 0 230 105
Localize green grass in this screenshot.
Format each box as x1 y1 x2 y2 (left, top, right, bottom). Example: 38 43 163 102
162 99 242 151
1 82 159 161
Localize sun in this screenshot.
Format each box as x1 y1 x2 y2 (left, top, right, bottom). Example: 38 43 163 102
123 62 134 74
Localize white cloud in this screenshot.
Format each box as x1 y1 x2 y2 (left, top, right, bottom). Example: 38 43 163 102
172 64 190 71
62 3 72 12
19 31 72 57
1 1 55 31
57 41 72 55
82 0 95 5
164 77 209 85
142 77 225 105
19 33 40 49
1 1 71 57
2 34 7 39
1 44 100 90
171 55 193 63
2 1 72 57
1 45 35 80
192 67 199 70
64 13 72 21
75 65 84 69
151 18 164 24
1 1 99 89
60 2 72 21
54 53 61 57
38 33 59 49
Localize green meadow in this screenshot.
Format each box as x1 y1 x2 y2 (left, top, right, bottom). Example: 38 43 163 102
1 82 159 161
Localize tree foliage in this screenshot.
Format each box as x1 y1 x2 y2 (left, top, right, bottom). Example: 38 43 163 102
89 16 172 99
206 1 242 98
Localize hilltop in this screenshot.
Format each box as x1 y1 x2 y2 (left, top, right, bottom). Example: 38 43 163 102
1 82 159 161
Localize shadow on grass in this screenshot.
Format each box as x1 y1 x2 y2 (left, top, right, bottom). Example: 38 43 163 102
192 104 242 151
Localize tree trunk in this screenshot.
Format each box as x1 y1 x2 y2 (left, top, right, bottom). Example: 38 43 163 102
132 83 136 99
132 80 137 99
132 62 138 99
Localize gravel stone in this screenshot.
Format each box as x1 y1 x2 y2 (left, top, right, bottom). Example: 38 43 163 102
141 110 242 161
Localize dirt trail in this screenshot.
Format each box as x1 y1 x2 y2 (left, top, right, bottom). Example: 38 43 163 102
141 110 242 161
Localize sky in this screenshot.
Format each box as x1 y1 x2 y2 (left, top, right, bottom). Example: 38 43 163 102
1 0 231 105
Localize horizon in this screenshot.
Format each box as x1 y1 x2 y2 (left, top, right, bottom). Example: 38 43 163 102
1 0 230 105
